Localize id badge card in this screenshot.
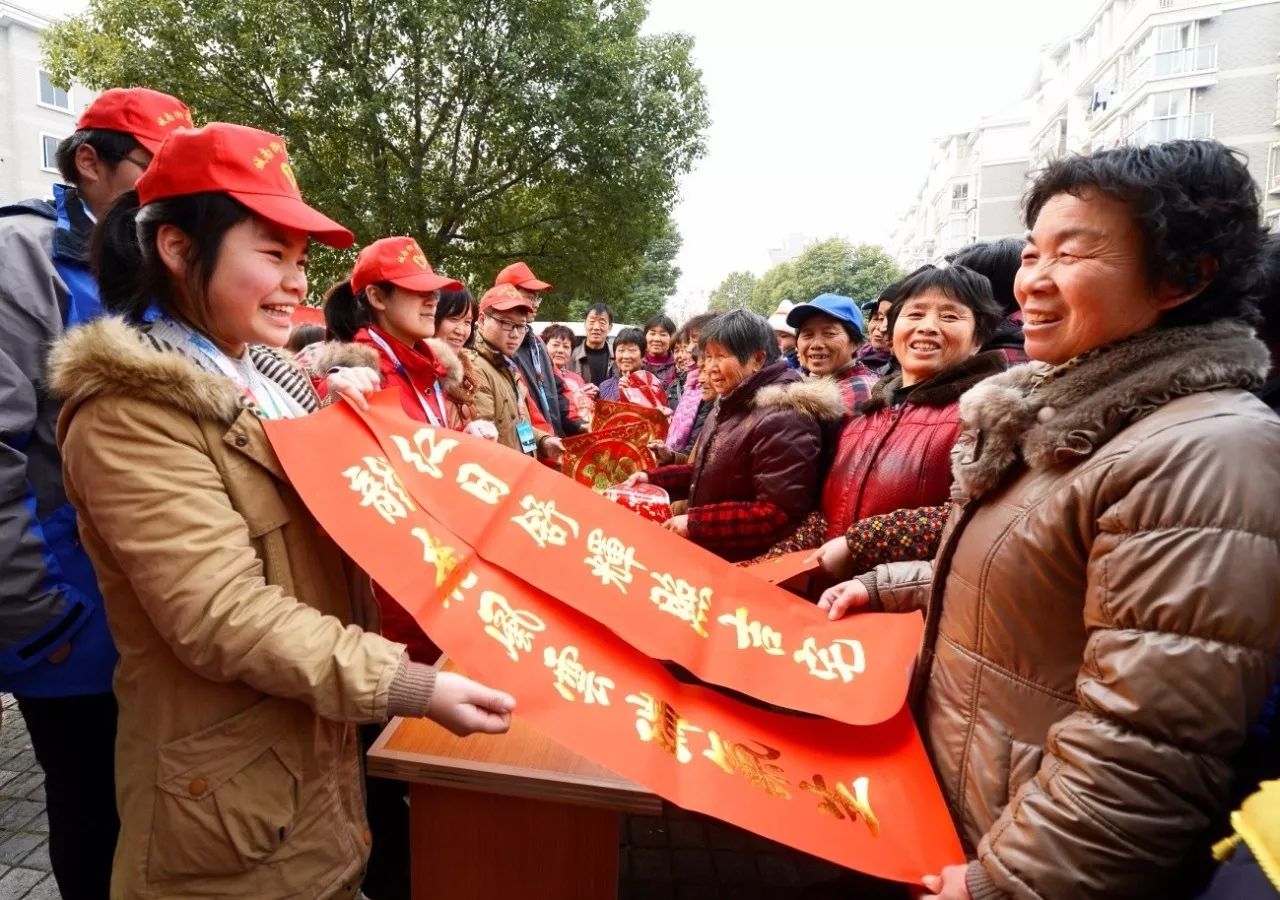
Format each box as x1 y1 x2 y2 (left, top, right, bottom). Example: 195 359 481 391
516 420 538 455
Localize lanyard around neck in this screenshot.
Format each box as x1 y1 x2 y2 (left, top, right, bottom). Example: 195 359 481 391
366 329 447 427
159 316 288 420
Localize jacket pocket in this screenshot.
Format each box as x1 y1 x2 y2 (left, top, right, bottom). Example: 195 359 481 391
147 698 304 882
1006 738 1044 802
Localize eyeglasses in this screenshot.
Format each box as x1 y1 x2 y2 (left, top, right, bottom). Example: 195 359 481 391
487 315 530 336
121 155 151 171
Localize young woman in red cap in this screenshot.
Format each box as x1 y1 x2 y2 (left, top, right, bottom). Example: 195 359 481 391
47 122 514 899
320 236 497 440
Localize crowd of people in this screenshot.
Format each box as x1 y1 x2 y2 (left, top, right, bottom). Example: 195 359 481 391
0 84 1277 900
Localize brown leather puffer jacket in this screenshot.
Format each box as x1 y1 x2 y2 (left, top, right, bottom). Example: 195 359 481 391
860 322 1280 899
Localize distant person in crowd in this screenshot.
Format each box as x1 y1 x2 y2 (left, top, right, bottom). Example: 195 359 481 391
792 266 1004 569
667 321 695 408
322 236 492 437
0 85 192 900
286 323 325 354
569 302 615 387
435 287 477 353
627 310 842 562
1254 234 1279 411
494 261 566 436
821 141 1280 900
769 300 800 369
50 122 515 899
658 312 720 459
856 289 898 375
599 327 670 410
541 324 591 434
949 237 1030 364
787 293 878 414
642 313 679 388
467 284 567 461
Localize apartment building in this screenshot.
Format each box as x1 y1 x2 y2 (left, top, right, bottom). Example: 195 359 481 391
1028 0 1280 229
890 102 1032 270
0 2 98 204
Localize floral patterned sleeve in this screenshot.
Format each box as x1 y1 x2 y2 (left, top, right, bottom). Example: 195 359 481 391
845 505 950 573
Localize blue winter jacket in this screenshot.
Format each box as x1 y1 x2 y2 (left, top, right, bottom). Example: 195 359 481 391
0 184 117 696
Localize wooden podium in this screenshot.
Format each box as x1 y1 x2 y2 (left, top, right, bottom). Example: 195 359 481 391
367 684 661 900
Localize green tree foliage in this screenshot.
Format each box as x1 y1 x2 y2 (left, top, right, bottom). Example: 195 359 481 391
706 270 758 312
43 0 709 303
748 239 903 314
562 215 680 325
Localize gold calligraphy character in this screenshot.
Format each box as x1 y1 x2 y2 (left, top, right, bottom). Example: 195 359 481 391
702 731 791 798
648 573 712 637
478 591 545 661
393 428 458 479
625 693 702 763
543 646 615 704
717 607 785 656
584 529 647 594
793 637 866 683
799 775 880 836
342 456 414 524
511 496 580 549
457 463 511 505
410 528 478 608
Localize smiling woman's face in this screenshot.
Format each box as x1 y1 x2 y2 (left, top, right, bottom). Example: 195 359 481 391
891 289 979 386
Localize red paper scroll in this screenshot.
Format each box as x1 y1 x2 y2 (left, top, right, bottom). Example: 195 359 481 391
349 391 922 727
264 402 964 882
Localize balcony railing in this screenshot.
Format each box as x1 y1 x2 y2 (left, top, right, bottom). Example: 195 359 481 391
1127 44 1217 88
1125 112 1213 145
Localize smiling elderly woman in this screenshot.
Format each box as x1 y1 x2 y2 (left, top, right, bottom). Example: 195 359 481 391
822 141 1280 900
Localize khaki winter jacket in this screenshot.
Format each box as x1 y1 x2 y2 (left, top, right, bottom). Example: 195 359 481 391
860 322 1280 899
49 317 424 900
463 335 549 455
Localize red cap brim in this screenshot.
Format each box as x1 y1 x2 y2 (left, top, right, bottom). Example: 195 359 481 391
517 277 553 291
390 272 464 293
227 190 355 248
132 133 167 155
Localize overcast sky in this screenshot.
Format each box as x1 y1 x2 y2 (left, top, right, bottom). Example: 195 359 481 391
643 0 1098 312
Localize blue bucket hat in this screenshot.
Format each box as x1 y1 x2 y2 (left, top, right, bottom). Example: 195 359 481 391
785 293 865 338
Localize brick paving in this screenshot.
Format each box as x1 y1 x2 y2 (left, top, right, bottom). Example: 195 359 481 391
0 695 59 900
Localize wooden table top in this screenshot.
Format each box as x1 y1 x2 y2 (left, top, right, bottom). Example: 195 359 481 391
366 663 662 815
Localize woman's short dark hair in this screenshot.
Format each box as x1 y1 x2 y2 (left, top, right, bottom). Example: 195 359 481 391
613 327 646 353
286 324 325 353
698 309 780 365
584 302 614 325
643 314 676 335
323 278 392 342
886 265 1004 347
435 288 476 341
1024 140 1268 326
540 324 575 345
56 129 144 186
674 312 718 345
947 238 1025 317
93 189 253 323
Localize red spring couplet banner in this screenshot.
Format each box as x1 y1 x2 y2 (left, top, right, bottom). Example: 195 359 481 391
345 390 921 727
264 394 964 882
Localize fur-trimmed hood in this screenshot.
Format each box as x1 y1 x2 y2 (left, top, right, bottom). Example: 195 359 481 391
755 375 845 422
951 321 1270 500
859 350 1007 415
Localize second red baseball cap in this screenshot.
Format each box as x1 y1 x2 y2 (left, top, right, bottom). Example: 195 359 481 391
494 261 552 292
351 237 463 294
76 87 193 154
134 122 354 248
480 284 536 313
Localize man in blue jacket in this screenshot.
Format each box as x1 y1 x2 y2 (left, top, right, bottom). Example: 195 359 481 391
0 86 190 899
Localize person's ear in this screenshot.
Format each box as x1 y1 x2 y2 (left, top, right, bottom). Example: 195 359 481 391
73 143 105 188
1154 256 1217 312
155 223 193 279
364 284 390 313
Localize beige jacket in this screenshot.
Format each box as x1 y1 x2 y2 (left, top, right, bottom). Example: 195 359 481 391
463 335 549 454
49 318 432 900
860 322 1280 899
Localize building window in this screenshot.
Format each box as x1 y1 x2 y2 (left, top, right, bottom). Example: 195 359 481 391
40 134 62 172
950 182 970 213
1274 77 1280 125
38 70 70 111
1268 143 1280 196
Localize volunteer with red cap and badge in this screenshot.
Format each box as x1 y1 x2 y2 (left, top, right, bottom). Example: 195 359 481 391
465 283 567 460
0 85 191 899
320 235 499 439
495 260 570 437
48 122 515 899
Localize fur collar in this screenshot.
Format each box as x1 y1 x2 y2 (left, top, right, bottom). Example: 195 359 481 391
951 321 1270 500
755 376 846 422
859 351 1007 415
49 316 329 427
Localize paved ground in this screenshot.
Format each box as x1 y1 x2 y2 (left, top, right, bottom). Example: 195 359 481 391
0 695 59 900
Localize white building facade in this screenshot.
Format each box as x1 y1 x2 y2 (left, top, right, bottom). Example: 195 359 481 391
0 2 98 205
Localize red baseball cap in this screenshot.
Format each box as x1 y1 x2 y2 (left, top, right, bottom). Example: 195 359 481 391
76 87 193 155
494 261 552 292
480 284 536 314
351 236 463 294
134 123 354 248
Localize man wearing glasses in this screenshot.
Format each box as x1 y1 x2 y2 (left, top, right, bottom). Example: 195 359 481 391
0 86 191 899
466 284 567 461
494 261 569 437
